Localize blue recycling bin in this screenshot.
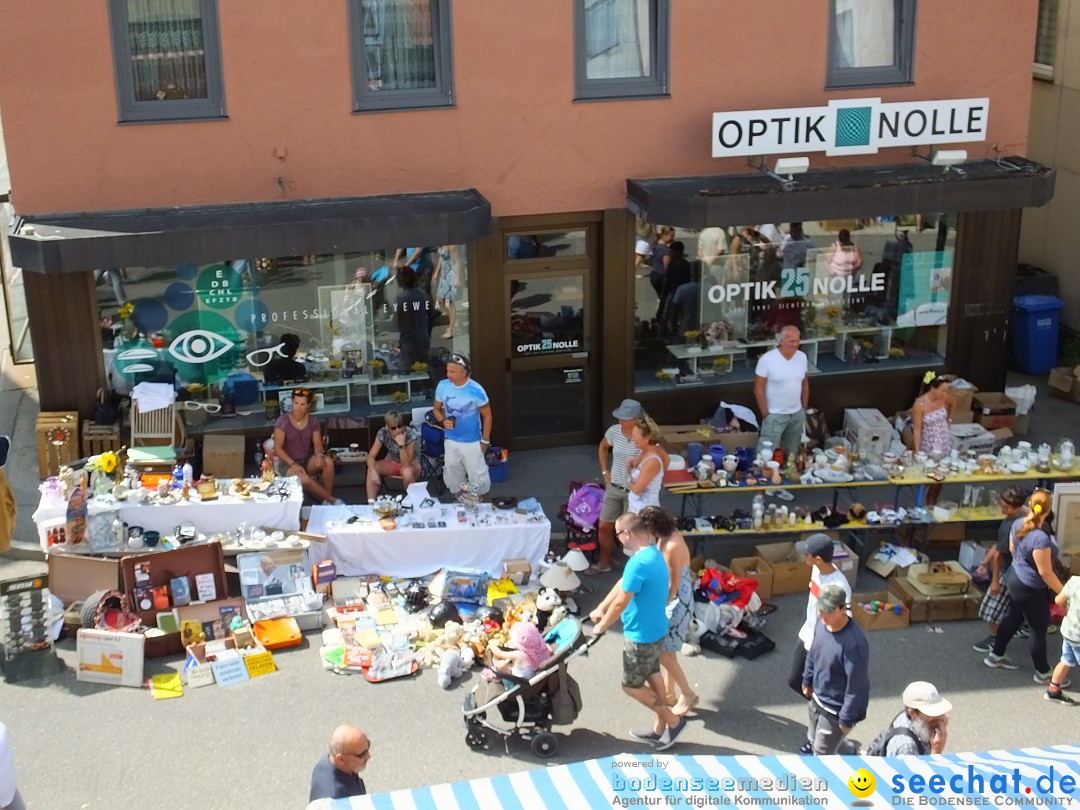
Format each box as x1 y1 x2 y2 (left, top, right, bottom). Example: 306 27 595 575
1011 294 1063 374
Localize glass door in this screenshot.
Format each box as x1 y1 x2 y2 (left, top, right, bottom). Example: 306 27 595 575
504 228 596 447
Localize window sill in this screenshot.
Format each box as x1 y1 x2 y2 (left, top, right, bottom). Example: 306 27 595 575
573 92 671 104
352 100 455 114
118 114 229 126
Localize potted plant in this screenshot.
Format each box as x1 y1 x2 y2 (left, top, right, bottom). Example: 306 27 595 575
369 358 386 379
655 370 675 384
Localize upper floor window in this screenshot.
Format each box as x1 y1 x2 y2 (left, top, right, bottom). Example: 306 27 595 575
827 0 916 89
108 0 226 123
1034 0 1058 81
347 0 454 112
574 0 669 101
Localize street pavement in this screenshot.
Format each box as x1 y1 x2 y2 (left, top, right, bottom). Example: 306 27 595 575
2 336 1080 807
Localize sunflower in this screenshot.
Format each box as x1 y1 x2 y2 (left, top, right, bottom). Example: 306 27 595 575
99 452 118 474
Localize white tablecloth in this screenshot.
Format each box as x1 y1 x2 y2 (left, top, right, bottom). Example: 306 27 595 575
305 504 550 578
32 484 303 551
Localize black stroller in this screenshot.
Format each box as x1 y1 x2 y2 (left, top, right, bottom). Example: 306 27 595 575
462 618 598 757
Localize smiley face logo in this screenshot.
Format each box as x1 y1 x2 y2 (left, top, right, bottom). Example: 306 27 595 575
848 768 877 801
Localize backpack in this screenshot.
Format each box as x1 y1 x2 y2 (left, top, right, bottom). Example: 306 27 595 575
565 483 604 531
865 725 927 756
549 665 583 725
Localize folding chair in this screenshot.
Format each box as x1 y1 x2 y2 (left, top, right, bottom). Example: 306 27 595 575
128 400 183 469
419 419 447 497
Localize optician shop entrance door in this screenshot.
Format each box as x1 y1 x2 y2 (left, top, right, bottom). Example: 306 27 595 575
500 217 600 449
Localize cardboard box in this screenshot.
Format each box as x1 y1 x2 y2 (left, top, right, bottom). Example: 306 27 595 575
950 423 996 455
50 554 123 636
121 543 228 657
754 542 811 595
906 561 972 596
501 558 532 586
76 629 145 687
866 543 929 579
730 557 774 599
972 392 1016 430
842 409 891 460
1048 367 1080 404
202 434 246 478
659 424 759 454
940 376 977 416
889 577 982 623
851 591 910 631
831 540 859 591
958 540 993 573
1011 412 1030 436
928 523 966 543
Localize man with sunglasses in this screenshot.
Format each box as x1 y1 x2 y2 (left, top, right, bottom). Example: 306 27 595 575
433 353 493 496
309 724 370 801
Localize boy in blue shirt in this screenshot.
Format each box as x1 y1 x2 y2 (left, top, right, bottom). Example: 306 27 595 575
590 513 688 750
433 353 493 495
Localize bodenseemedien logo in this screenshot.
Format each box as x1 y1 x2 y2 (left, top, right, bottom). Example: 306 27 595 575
834 106 872 148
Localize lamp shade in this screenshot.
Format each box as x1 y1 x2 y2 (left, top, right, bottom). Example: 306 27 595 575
561 549 590 572
539 561 581 592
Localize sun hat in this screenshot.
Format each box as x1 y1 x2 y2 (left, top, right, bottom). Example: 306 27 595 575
612 399 643 420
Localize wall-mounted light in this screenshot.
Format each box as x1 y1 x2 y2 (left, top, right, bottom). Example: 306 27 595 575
748 155 811 189
930 149 968 167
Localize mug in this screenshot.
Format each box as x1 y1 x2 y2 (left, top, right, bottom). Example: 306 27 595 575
143 530 161 548
127 526 144 542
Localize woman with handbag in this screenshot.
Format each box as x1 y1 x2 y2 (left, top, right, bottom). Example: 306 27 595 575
984 489 1067 686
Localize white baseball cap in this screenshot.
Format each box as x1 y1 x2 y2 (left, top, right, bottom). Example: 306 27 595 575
903 681 953 717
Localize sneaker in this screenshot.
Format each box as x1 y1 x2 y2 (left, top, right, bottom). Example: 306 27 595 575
1045 690 1079 705
984 653 1020 670
972 635 996 653
655 717 688 751
798 741 813 755
1016 625 1031 639
1048 624 1060 635
1033 672 1072 687
629 727 661 743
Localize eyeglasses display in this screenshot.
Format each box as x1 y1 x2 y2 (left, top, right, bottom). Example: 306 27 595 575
183 400 222 414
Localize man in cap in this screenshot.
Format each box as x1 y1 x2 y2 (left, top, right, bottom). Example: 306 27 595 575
588 399 645 575
309 724 371 801
433 353 493 496
870 682 952 756
789 535 852 713
801 583 869 755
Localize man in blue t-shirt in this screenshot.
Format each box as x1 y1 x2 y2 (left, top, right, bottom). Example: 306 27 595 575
590 514 688 750
433 353 493 495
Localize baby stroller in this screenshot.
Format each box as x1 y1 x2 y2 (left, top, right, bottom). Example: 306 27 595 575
557 480 604 557
462 618 598 757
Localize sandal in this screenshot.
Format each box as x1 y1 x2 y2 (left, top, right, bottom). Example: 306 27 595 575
672 694 700 716
582 564 613 575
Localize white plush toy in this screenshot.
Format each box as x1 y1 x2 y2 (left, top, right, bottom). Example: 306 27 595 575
535 589 563 632
682 617 706 657
437 648 465 688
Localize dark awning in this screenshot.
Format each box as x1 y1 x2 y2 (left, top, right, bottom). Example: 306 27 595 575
9 189 492 273
626 156 1055 228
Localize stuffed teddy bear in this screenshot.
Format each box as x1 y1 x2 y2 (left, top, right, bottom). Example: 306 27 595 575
682 617 706 656
434 619 464 649
437 647 465 688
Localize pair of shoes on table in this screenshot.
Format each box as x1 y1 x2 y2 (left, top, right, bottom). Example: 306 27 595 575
1034 672 1072 687
672 694 700 716
582 564 613 576
972 635 996 653
984 653 1020 670
655 718 688 751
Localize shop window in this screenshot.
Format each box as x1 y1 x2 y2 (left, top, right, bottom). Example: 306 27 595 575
93 246 470 422
108 0 226 123
631 217 953 394
1034 0 1058 81
827 0 916 89
505 230 588 261
509 275 585 357
574 0 669 100
348 0 454 112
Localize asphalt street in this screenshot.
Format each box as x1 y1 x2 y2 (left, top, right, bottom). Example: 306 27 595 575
0 558 1078 810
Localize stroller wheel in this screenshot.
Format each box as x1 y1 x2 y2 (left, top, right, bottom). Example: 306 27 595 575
531 731 558 758
465 727 489 750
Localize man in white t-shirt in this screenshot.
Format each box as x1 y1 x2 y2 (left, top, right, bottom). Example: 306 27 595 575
754 325 809 462
587 399 644 575
788 534 853 754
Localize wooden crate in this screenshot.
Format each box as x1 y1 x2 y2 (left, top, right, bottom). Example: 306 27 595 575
35 412 80 478
81 421 122 457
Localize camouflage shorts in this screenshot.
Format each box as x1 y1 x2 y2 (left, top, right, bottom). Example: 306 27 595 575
622 639 663 688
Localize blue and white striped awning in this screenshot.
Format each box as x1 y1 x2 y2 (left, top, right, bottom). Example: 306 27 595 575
306 746 1080 810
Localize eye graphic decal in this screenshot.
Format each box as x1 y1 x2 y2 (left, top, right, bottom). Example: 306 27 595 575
168 330 235 365
121 364 156 374
116 348 159 361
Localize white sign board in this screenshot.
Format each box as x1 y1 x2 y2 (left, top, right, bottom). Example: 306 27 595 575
712 97 989 158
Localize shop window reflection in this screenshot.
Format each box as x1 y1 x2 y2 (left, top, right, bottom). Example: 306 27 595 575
95 247 470 421
632 216 954 392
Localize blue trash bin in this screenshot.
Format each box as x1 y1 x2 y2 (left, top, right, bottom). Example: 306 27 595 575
1011 294 1063 374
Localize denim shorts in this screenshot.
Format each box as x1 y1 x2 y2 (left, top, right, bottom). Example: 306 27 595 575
622 639 662 688
1061 638 1080 668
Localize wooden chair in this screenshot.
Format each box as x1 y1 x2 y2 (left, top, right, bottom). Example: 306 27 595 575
129 401 183 467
